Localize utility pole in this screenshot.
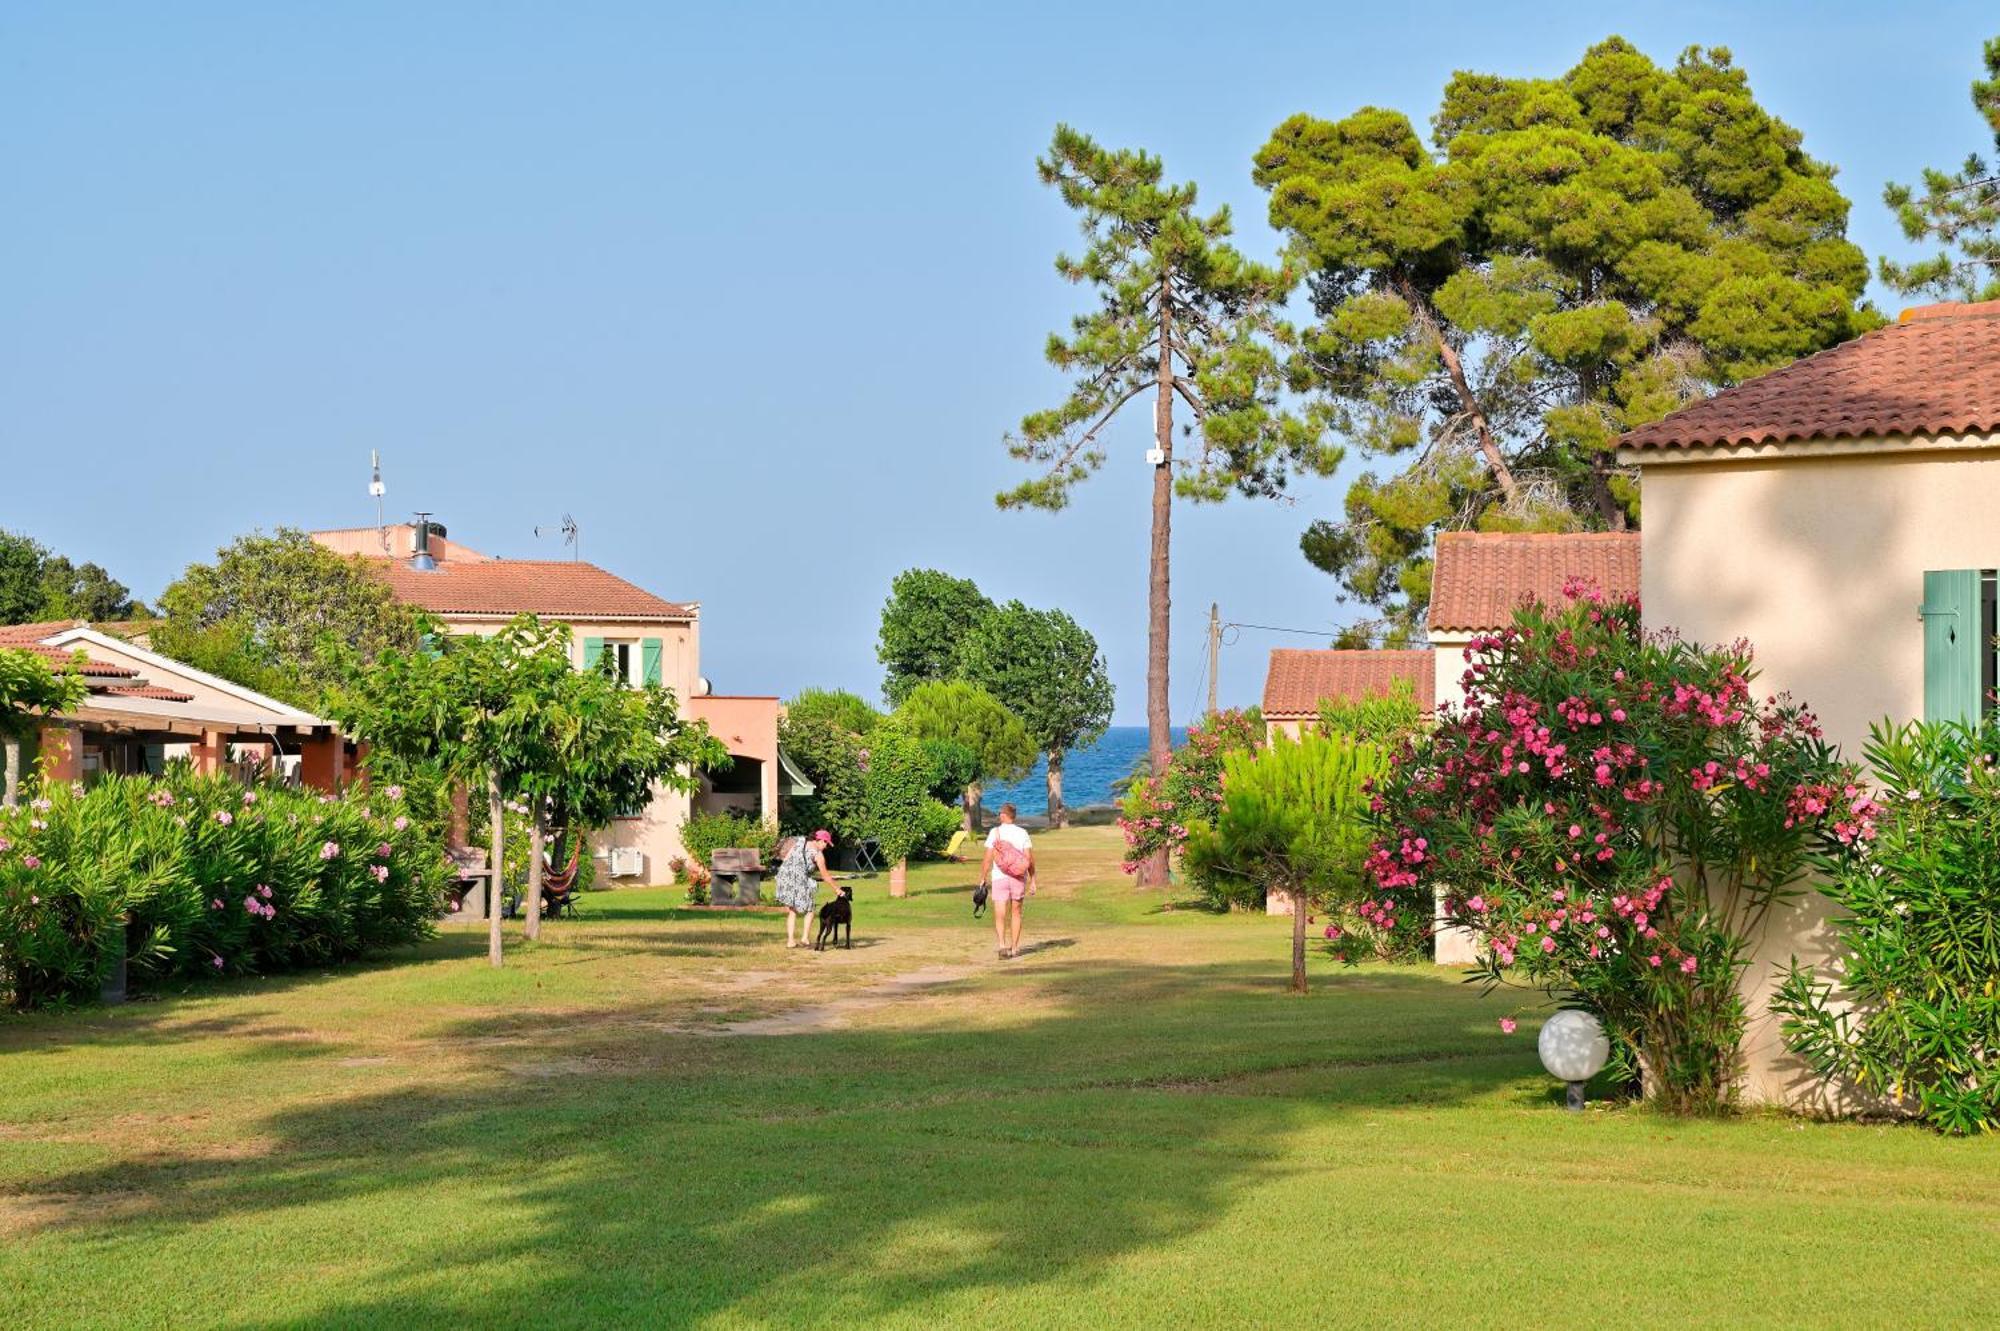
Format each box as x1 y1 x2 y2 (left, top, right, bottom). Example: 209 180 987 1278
1207 602 1220 719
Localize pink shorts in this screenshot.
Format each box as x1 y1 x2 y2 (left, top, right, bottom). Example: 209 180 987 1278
988 873 1027 903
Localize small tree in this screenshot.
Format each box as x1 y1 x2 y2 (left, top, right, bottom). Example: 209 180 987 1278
159 529 417 709
958 602 1114 827
891 680 1035 830
778 690 878 837
1006 125 1336 883
1362 586 1875 1112
853 726 941 896
877 570 993 708
1183 733 1384 993
1 648 87 808
1881 36 2000 303
515 632 724 938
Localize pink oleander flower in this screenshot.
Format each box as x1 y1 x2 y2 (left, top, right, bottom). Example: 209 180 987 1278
21 855 40 869
0 837 9 852
30 797 50 813
1540 936 1556 953
242 790 258 806
215 810 234 826
371 864 390 882
376 842 392 859
392 815 409 832
385 785 404 801
320 841 341 860
1499 1017 1518 1034
259 884 272 899
1679 956 1698 974
150 789 176 807
212 956 224 970
1648 954 1662 968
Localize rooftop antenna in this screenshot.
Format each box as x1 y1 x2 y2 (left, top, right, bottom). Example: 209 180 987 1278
534 513 580 561
369 451 389 554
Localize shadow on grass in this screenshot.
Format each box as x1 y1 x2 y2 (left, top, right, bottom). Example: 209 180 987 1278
8 959 1531 1327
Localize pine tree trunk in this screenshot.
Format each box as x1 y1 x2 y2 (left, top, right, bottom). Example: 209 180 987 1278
523 801 546 941
1291 885 1309 995
963 781 983 833
1140 271 1174 888
2 736 19 809
1045 750 1066 829
889 858 908 898
487 774 505 969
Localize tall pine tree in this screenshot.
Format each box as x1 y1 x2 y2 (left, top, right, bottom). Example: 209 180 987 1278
1882 35 2000 303
1005 126 1336 882
1256 38 1876 633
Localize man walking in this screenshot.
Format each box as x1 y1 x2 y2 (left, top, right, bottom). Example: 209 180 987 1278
981 802 1036 959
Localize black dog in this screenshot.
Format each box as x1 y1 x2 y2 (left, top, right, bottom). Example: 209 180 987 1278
814 885 854 950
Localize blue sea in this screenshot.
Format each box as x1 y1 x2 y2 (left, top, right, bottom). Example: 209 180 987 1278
982 725 1189 817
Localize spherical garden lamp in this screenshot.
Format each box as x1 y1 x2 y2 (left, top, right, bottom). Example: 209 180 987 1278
1538 1009 1610 1111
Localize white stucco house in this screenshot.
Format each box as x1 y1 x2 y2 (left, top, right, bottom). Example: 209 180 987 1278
1620 296 2000 1105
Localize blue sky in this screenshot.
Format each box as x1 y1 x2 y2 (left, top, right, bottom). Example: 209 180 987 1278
4 2 1993 722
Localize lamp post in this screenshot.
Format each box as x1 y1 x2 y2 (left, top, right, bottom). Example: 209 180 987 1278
1538 1009 1610 1111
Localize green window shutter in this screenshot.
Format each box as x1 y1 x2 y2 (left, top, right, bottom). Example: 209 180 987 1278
642 637 664 687
583 636 606 673
1921 570 1982 724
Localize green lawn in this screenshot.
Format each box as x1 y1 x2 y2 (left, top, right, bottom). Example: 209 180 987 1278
2 826 1995 1329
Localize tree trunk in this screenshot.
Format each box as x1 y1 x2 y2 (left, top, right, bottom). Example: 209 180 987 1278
889 858 908 898
447 781 469 848
1139 271 1175 888
523 800 546 941
1045 750 1066 829
1291 886 1309 996
487 774 505 969
962 781 983 833
2 736 19 809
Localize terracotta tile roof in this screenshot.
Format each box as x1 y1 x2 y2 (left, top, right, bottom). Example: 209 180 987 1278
1621 300 2000 451
103 684 195 703
1428 531 1640 633
365 558 695 620
0 620 88 642
1261 648 1435 719
10 642 140 678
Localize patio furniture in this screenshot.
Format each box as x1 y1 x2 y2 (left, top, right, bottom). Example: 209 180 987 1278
709 847 764 907
850 838 882 875
503 844 584 920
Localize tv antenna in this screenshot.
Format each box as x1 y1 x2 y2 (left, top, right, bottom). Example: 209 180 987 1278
534 513 580 560
369 451 389 553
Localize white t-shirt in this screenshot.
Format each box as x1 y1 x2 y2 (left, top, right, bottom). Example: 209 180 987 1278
986 823 1032 878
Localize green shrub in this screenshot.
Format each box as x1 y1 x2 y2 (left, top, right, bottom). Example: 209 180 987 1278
0 771 443 1009
1774 720 2000 1135
914 798 963 858
681 810 778 869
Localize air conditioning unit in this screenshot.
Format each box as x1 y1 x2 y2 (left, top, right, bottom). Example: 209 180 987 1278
608 847 646 879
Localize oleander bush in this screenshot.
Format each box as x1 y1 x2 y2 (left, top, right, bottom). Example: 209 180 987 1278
1363 583 1874 1113
1774 720 2000 1135
0 770 443 1009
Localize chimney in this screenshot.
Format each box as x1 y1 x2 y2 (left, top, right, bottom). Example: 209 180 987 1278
410 512 439 571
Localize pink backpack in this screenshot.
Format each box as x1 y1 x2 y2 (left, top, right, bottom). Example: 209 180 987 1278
993 837 1030 880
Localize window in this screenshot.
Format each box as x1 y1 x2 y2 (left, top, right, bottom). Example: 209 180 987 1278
583 636 664 687
1921 569 1999 725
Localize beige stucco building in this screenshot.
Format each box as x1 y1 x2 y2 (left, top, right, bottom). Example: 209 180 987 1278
313 523 785 885
1 621 344 797
1622 297 2000 1106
